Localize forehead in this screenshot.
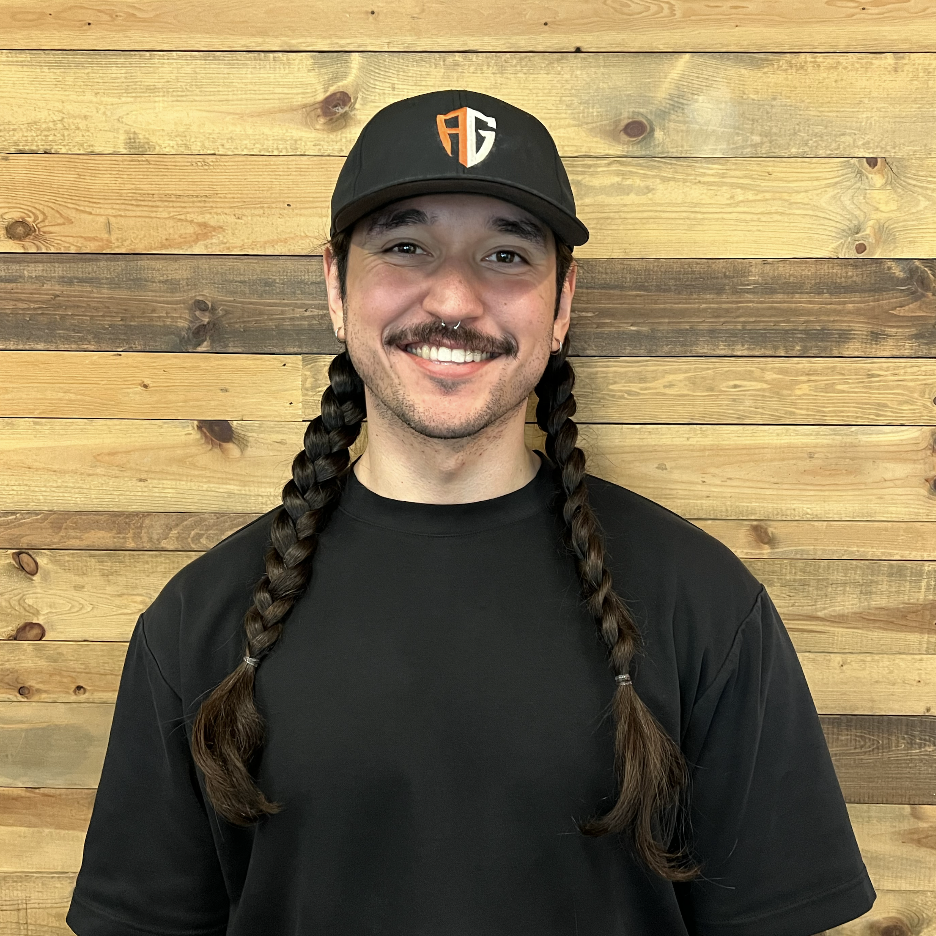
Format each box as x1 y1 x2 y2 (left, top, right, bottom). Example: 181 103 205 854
356 192 551 246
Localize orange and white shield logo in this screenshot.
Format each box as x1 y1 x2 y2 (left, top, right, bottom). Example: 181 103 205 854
436 107 497 168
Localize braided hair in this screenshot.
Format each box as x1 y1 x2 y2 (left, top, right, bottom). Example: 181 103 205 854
190 227 698 881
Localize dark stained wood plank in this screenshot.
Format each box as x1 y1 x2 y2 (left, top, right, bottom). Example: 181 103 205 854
0 255 933 357
820 715 936 806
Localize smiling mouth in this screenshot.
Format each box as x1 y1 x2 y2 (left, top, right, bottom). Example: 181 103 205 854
403 343 497 363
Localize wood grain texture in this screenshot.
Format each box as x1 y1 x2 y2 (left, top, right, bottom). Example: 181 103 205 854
0 871 77 936
1 643 128 703
0 549 193 641
4 351 935 424
4 52 936 158
4 882 930 936
2 419 934 518
820 716 936 806
2 155 935 258
851 805 936 892
746 559 936 655
826 890 936 935
2 255 932 358
0 0 934 51
800 654 936 716
2 546 932 649
0 789 93 874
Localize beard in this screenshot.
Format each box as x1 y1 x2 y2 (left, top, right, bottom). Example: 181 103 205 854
345 317 551 441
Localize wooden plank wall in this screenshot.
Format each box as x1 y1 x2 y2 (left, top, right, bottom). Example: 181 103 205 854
1 3 935 934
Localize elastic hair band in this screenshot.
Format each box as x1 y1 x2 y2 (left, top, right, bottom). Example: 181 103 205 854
615 673 632 686
244 655 260 667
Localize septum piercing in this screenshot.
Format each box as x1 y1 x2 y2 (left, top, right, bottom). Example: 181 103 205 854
441 320 461 329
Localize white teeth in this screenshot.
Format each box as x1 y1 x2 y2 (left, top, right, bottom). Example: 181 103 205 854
405 344 493 363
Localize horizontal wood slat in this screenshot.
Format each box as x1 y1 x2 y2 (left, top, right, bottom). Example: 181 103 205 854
1 419 933 519
1 785 932 898
0 880 932 936
821 715 936 806
4 351 936 425
2 256 933 358
4 52 936 158
1 0 935 52
3 155 936 258
1 701 933 792
0 871 77 936
1 643 128 704
2 512 934 560
3 549 933 651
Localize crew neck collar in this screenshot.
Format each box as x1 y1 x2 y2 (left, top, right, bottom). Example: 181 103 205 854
337 452 561 536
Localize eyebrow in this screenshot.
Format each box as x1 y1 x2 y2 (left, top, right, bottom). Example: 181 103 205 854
364 208 431 237
487 216 548 249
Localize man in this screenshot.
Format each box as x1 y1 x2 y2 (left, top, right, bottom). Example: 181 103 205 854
67 90 875 935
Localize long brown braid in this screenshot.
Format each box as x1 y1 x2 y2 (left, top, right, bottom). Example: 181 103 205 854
190 226 697 880
534 337 697 880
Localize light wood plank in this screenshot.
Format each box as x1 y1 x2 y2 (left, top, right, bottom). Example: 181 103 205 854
0 790 94 875
4 546 933 651
747 559 936 655
1 0 935 51
0 705 113 788
552 424 936 522
801 655 936 717
0 351 301 420
5 52 936 158
827 890 936 935
850 805 936 892
7 352 933 424
0 872 77 936
1 511 934 560
0 643 127 704
0 549 193 642
2 256 932 359
1 419 933 519
2 155 936 258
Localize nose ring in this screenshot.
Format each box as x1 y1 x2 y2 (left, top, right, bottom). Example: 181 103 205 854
441 320 461 330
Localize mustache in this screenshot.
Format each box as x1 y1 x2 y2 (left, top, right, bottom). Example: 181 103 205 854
384 320 519 358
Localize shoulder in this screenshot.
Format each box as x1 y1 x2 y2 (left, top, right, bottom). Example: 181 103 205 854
140 505 282 692
580 472 767 710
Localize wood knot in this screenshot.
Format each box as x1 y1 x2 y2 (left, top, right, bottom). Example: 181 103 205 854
17 685 31 697
193 298 211 315
621 119 650 141
866 157 879 169
74 685 86 695
305 91 354 131
855 242 867 254
4 219 34 241
196 419 234 444
13 622 45 641
11 551 39 575
874 919 910 936
749 522 774 546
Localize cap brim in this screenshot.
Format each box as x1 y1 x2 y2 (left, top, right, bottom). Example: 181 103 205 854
331 177 589 247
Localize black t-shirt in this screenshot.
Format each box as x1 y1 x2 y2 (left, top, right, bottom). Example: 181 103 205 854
67 456 874 936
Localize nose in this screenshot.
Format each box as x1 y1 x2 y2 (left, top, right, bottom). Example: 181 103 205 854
420 259 484 325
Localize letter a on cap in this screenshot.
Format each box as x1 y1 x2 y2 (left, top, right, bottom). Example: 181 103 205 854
436 107 497 168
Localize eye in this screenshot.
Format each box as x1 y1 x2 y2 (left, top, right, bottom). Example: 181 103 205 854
387 242 423 255
487 249 524 264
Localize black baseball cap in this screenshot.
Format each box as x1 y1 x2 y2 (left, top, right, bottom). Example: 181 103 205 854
330 90 589 247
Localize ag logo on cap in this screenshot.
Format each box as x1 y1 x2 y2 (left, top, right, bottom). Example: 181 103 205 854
436 107 497 168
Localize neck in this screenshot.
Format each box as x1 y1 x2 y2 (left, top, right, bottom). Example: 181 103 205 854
354 392 540 504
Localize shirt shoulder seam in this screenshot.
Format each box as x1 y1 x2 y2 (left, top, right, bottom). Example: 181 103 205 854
138 611 183 701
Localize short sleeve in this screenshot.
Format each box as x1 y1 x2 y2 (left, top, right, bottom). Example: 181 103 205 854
67 615 230 936
677 587 876 936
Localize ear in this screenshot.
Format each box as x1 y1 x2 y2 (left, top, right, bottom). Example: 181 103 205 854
553 259 576 347
323 244 344 334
